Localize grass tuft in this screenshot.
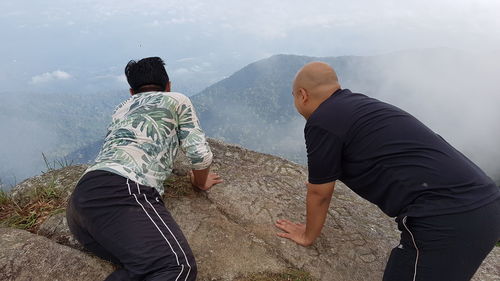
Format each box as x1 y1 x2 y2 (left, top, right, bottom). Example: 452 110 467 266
42 152 74 173
0 176 67 233
163 175 197 198
0 189 9 205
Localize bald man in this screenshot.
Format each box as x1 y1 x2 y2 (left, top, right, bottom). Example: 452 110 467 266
275 62 500 281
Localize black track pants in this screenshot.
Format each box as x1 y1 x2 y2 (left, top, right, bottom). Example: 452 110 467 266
383 197 500 281
66 170 197 281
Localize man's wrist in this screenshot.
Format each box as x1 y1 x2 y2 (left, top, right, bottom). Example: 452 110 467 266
189 173 205 189
303 227 317 246
194 183 207 190
192 179 208 190
193 181 206 190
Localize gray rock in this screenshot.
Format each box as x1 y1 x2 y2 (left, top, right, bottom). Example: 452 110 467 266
167 196 288 281
0 227 113 281
474 249 500 281
5 139 499 280
204 139 397 281
37 212 83 251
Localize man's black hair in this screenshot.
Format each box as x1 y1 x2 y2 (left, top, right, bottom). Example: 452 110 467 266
125 57 169 93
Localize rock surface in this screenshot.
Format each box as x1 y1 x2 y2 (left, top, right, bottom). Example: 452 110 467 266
0 227 113 281
2 139 499 280
37 211 83 251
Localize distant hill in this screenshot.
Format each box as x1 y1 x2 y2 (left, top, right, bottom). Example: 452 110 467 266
189 53 392 162
191 54 312 163
61 49 500 183
2 49 498 187
191 50 500 182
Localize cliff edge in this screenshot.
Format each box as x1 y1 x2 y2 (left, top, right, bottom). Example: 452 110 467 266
1 139 498 281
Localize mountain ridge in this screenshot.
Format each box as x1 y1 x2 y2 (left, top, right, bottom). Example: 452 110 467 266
1 49 499 187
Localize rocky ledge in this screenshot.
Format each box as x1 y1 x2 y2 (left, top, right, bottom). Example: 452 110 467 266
1 139 498 281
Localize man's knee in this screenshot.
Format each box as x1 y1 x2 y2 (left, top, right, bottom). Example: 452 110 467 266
186 258 197 281
138 249 197 281
144 261 197 281
174 252 197 281
176 253 198 281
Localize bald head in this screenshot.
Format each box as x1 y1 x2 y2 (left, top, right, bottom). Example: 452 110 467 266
292 62 341 119
293 61 340 99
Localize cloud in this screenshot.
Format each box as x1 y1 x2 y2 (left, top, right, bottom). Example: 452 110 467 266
176 57 196 63
31 70 72 84
3 0 500 63
173 68 190 75
115 74 127 83
173 63 212 75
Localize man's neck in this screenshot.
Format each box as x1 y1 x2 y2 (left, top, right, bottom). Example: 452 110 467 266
136 85 165 93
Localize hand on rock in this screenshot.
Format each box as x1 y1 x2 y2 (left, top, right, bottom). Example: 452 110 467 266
275 219 314 247
190 171 223 191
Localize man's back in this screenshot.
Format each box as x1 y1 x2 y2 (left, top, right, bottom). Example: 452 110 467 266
87 91 212 194
280 62 500 281
306 89 499 218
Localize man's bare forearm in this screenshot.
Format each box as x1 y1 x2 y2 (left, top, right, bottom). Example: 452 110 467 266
304 182 335 244
190 167 223 191
191 167 210 189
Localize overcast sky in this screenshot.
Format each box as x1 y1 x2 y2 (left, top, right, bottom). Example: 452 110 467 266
1 0 499 94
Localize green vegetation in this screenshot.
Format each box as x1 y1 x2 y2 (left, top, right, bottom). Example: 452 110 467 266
42 152 74 172
163 174 198 198
0 176 66 233
0 189 9 205
236 269 316 281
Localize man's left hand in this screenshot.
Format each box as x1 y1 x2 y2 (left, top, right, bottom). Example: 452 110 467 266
275 219 314 246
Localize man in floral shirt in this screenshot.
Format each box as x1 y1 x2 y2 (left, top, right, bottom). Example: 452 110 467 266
67 57 222 281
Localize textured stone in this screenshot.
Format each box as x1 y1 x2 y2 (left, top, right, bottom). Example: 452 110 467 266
167 196 288 281
6 139 499 281
37 212 83 251
204 139 398 281
0 227 113 281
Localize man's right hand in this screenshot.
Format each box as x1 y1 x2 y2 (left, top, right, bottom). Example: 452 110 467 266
190 170 223 191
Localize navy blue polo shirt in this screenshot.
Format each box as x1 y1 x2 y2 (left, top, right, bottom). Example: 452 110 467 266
305 89 499 218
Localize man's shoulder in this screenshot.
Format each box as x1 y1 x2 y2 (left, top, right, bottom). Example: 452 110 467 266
136 91 190 103
308 89 354 125
163 91 189 100
329 89 372 105
323 89 403 117
160 92 193 107
307 89 378 137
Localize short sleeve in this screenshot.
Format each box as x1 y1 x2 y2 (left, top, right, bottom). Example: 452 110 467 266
305 125 342 184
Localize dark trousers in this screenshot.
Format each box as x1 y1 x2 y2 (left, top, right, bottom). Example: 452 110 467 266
383 197 500 281
66 170 197 281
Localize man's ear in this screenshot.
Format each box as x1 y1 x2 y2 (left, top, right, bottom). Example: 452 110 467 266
129 88 135 96
165 81 171 92
298 88 308 103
